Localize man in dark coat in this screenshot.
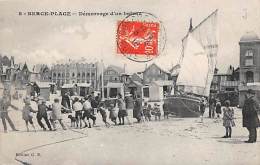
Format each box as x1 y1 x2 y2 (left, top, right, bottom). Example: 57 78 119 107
133 95 142 123
37 99 52 131
242 89 260 143
209 96 216 118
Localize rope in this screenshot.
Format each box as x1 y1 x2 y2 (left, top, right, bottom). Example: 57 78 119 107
14 124 88 165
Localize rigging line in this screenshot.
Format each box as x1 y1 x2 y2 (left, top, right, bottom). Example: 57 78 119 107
14 124 89 165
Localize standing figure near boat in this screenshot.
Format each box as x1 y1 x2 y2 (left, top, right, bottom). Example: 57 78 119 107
209 96 216 118
215 99 222 118
242 89 260 143
200 98 206 122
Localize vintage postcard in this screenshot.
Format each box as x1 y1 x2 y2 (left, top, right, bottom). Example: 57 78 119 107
0 0 260 165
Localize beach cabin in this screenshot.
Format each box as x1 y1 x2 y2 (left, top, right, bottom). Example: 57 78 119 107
76 83 92 97
149 80 173 101
61 83 77 96
27 82 51 100
127 80 143 99
104 82 124 99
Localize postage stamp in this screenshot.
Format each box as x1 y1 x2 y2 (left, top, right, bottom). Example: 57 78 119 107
117 12 166 62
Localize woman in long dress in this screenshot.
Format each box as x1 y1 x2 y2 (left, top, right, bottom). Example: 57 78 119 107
133 95 142 123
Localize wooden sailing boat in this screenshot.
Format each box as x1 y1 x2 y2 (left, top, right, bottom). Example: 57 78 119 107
164 10 219 117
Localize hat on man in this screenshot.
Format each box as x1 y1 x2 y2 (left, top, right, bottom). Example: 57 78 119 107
247 89 255 95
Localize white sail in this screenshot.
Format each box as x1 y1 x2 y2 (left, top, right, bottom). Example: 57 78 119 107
176 34 208 95
178 10 218 96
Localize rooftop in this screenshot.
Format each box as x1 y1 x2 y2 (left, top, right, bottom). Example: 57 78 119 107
240 31 260 42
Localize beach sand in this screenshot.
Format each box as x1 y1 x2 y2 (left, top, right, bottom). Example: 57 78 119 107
0 97 259 165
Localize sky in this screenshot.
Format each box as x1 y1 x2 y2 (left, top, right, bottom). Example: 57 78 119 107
0 0 260 74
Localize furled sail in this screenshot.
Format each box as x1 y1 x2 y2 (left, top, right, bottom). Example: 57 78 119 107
178 10 218 96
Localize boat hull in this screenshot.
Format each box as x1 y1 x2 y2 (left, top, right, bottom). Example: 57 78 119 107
164 95 201 117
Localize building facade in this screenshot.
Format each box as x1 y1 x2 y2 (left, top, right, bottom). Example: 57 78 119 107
211 66 240 93
239 32 260 84
142 63 170 85
238 31 260 106
0 55 15 82
51 61 98 89
103 65 124 86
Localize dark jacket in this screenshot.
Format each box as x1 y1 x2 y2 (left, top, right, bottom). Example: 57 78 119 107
242 96 260 128
61 95 70 108
133 98 142 119
37 104 49 117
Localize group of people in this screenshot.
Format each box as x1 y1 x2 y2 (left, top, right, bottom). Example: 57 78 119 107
0 89 172 133
68 93 169 128
221 89 260 143
200 96 222 121
199 89 260 143
1 88 259 144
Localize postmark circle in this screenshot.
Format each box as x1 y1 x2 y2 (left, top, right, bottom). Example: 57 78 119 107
117 12 167 63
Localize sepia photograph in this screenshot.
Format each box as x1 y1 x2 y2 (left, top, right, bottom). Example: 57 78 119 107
0 0 259 164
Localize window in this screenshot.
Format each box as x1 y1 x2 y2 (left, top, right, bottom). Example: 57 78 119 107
77 73 81 77
72 73 75 77
66 73 69 77
245 49 254 66
91 73 95 77
87 72 90 76
143 87 149 97
58 73 61 78
245 59 253 66
62 73 65 77
246 71 254 83
53 73 56 77
82 72 85 77
245 49 253 57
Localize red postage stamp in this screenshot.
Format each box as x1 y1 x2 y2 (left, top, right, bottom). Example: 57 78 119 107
117 21 159 56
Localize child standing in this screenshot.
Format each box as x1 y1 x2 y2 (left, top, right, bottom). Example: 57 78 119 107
22 97 37 132
145 104 152 121
117 94 127 125
72 97 83 128
143 102 148 122
154 103 161 121
222 100 235 138
109 103 117 125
